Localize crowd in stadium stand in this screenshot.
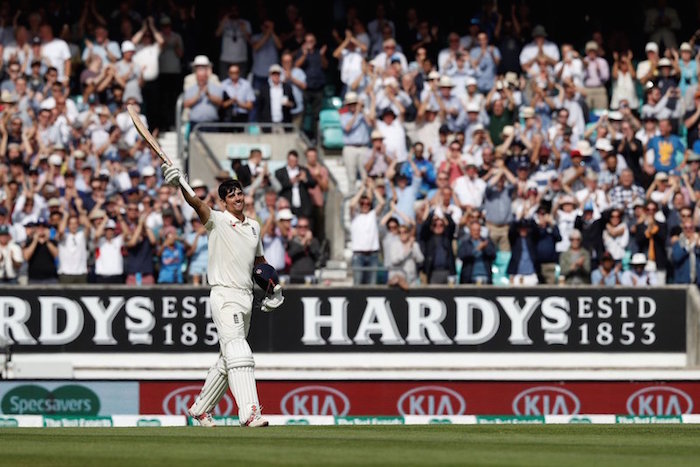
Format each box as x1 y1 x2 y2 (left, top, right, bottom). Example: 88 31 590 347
1 1 700 288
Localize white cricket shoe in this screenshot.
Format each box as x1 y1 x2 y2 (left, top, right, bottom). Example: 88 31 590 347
189 410 216 427
243 404 269 427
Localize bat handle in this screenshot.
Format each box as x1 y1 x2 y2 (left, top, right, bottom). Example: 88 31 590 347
179 178 196 198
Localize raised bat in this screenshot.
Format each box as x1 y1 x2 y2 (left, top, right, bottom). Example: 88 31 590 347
126 104 195 197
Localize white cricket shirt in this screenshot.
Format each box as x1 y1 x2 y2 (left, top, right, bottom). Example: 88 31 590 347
205 210 263 289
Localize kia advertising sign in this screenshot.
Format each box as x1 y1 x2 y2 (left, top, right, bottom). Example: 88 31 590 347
0 382 138 415
0 287 686 353
139 381 700 416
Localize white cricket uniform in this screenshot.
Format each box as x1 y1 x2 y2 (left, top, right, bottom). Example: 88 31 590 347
205 210 263 345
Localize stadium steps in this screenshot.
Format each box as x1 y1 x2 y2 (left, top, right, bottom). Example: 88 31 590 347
157 131 180 168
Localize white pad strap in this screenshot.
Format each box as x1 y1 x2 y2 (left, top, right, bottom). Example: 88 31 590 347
189 355 228 416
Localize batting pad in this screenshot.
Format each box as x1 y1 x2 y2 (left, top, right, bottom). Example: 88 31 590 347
224 338 260 422
189 355 228 416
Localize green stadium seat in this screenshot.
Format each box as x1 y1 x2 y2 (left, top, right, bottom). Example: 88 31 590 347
319 109 341 129
622 251 632 271
322 127 344 149
491 251 512 285
323 84 336 97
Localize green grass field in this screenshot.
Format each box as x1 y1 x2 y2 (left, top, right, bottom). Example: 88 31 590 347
1 425 700 466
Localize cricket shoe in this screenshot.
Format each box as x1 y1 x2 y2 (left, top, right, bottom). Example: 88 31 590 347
189 410 216 427
243 404 269 427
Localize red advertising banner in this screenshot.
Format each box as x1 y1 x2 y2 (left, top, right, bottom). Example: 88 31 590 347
140 381 700 416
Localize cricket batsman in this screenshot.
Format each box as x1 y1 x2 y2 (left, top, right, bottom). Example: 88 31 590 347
162 164 284 427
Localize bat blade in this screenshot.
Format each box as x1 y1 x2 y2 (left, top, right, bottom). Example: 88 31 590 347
126 104 172 165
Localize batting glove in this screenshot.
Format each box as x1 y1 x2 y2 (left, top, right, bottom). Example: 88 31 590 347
161 164 182 188
261 284 284 312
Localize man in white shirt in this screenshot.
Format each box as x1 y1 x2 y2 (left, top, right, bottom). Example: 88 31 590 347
0 225 23 284
159 168 282 428
453 163 486 209
39 24 71 84
94 218 124 283
376 107 407 162
519 25 560 77
57 212 90 283
636 42 659 85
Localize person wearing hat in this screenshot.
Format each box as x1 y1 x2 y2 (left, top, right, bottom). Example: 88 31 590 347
519 25 559 76
341 91 372 192
255 63 295 124
22 216 58 284
591 251 622 286
671 213 700 286
582 40 609 110
559 228 591 284
221 63 256 124
0 224 23 284
375 105 408 162
435 75 465 134
637 42 660 85
183 53 224 126
114 40 142 104
93 215 124 283
622 253 657 286
646 118 686 174
678 42 697 95
611 50 639 109
655 57 678 96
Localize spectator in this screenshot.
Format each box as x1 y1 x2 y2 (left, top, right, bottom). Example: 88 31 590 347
453 162 486 211
221 64 256 124
363 130 392 179
458 219 496 284
23 218 58 284
646 118 686 173
349 179 385 285
131 17 164 131
582 41 609 110
671 215 700 285
281 52 307 130
375 107 408 162
295 33 327 141
93 217 124 283
157 225 184 284
123 203 156 286
333 29 368 95
39 23 71 85
574 204 605 267
341 92 372 191
603 207 630 261
419 209 456 284
256 64 295 124
262 207 290 272
305 148 329 240
275 150 317 221
611 51 639 110
507 219 539 285
183 55 223 126
533 205 562 284
287 216 321 284
591 251 622 286
56 209 90 284
622 253 658 286
0 224 23 284
559 228 591 284
471 32 501 94
82 24 121 65
519 25 560 77
386 223 424 289
610 169 646 222
484 163 516 251
215 5 252 79
157 16 184 130
250 20 282 94
635 200 668 283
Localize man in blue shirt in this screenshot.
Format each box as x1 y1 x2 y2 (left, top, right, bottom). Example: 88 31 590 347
183 58 223 126
221 64 256 123
470 32 501 93
400 142 435 199
341 92 371 192
647 118 686 173
591 251 622 286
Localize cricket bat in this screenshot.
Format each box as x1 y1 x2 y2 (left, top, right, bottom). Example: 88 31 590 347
126 104 196 197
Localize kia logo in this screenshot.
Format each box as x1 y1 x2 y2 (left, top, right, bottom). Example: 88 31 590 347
626 386 694 416
162 386 235 416
280 386 350 416
397 386 466 416
512 386 581 416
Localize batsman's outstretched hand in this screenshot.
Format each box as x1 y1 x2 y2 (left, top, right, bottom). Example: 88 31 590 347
261 284 284 312
162 163 182 188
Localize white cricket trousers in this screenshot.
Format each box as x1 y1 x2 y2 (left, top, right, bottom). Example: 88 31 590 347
210 286 254 343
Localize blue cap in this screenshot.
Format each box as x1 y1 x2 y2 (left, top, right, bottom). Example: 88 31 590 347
252 263 280 295
36 217 49 226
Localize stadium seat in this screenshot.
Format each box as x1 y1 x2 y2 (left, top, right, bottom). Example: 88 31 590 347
322 127 344 149
622 251 632 271
491 251 512 285
319 109 341 130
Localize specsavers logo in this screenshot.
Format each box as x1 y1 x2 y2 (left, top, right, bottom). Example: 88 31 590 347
1 385 100 415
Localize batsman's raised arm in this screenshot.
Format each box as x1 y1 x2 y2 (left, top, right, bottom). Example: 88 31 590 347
162 164 211 224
